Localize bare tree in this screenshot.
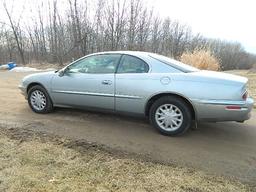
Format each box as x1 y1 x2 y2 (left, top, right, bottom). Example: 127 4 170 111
127 0 140 50
150 16 161 53
136 8 152 50
3 1 26 64
0 0 255 69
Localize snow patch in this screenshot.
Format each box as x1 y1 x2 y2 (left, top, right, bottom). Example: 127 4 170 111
9 67 41 72
44 68 56 71
9 67 56 72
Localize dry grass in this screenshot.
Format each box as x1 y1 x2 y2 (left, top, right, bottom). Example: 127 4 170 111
180 50 220 71
0 128 251 192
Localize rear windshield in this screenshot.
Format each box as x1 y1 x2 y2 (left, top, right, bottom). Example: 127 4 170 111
149 53 200 73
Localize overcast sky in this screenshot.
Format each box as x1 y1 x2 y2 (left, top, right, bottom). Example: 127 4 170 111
146 0 256 54
1 0 255 54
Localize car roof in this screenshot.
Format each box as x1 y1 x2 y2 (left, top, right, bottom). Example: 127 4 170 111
87 51 150 57
73 51 199 73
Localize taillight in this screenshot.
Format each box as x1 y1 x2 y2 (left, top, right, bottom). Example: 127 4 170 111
242 91 248 100
226 106 241 110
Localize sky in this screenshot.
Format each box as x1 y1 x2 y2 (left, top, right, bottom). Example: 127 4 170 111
146 0 256 54
0 0 255 54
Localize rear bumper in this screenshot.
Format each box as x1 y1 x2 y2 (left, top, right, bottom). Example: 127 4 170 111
193 98 254 122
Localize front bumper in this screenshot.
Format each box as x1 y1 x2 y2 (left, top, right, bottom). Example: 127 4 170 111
193 98 254 122
18 84 27 99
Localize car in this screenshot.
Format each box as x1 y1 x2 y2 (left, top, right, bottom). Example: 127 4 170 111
19 51 254 136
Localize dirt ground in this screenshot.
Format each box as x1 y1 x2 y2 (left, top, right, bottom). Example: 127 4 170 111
0 127 250 192
0 71 256 186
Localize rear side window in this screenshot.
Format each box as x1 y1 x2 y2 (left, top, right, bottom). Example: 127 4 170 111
117 55 149 73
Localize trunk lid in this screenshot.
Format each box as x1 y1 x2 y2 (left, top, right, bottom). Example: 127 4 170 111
190 70 248 86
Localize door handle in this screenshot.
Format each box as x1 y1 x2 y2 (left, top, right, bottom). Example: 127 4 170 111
102 80 112 85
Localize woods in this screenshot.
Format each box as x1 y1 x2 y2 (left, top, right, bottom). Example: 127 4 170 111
0 0 255 70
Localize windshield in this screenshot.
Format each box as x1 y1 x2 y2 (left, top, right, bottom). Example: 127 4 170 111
149 53 200 73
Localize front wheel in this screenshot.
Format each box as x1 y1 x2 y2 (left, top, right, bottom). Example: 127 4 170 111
28 85 53 114
149 96 192 136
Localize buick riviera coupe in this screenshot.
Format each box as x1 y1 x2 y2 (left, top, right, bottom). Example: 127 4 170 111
19 51 254 136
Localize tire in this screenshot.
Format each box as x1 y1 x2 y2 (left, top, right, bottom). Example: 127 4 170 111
28 85 53 114
149 96 192 136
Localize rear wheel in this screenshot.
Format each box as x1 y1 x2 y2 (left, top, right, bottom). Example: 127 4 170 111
149 96 192 136
28 85 53 113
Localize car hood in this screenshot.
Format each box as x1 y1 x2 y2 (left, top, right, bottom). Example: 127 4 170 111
21 71 56 89
23 71 55 80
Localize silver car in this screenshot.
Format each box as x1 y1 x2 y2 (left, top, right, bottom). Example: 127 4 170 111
19 51 254 136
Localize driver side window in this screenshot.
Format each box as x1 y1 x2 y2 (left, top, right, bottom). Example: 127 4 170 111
67 54 121 74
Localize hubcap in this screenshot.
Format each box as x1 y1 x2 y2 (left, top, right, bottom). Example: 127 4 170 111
30 90 46 111
155 104 183 131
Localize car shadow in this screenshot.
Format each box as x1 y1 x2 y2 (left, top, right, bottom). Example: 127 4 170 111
51 107 256 142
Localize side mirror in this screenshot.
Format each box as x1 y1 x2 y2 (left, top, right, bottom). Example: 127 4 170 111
58 69 66 77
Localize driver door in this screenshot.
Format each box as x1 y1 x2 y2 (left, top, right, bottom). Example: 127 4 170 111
51 54 121 110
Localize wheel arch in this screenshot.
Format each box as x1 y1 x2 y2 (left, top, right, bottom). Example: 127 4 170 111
145 92 197 120
26 82 53 104
27 82 47 94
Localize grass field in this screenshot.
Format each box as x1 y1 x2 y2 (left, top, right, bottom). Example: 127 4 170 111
0 128 251 192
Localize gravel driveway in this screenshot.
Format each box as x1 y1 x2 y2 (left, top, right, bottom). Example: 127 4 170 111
0 71 256 184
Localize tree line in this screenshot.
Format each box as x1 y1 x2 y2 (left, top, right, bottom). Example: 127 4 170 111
0 0 255 70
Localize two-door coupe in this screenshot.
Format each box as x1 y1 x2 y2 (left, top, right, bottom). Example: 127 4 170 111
19 51 254 135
